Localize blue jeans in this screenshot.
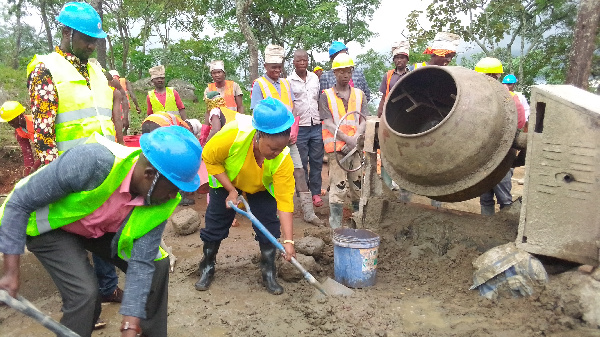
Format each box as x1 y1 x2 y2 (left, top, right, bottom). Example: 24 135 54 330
296 124 324 197
480 169 513 207
92 253 118 297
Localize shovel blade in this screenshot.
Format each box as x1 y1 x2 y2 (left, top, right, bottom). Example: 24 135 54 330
313 277 354 298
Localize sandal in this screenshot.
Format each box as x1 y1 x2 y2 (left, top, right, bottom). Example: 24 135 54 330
312 195 324 207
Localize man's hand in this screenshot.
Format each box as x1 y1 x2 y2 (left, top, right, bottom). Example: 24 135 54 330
0 254 21 298
343 135 358 153
135 106 141 114
121 316 141 337
282 243 296 262
122 118 130 132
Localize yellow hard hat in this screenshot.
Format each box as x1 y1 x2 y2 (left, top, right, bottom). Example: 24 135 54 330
474 57 503 74
0 101 25 122
313 66 323 72
332 53 355 70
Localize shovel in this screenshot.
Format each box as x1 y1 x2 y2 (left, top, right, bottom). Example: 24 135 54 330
228 196 353 297
0 290 80 336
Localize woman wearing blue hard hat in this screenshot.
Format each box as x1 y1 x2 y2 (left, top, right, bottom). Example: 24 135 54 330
0 126 202 337
196 97 297 295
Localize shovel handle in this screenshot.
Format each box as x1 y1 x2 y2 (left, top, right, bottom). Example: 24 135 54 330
0 290 80 336
228 197 328 296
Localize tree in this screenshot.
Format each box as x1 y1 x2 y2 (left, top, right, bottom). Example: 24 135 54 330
565 0 600 90
406 0 577 90
236 0 258 82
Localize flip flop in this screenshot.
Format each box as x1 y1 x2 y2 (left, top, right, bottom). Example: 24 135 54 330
312 195 324 207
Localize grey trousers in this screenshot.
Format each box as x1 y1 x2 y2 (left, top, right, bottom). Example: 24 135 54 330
26 230 169 337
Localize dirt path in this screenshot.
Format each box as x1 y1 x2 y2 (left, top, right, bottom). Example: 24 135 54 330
1 158 598 336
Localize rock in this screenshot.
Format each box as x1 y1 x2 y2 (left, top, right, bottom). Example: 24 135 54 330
295 237 325 257
0 89 8 105
168 79 198 101
171 208 201 235
303 227 332 244
592 268 600 282
131 77 153 92
278 253 321 282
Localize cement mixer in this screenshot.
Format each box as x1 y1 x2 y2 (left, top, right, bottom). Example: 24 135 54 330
345 65 600 267
378 66 519 202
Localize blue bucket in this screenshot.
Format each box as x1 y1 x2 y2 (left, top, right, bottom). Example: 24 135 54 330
333 228 380 288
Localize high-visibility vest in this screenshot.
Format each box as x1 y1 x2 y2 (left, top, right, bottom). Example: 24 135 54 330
220 107 238 125
207 115 290 196
414 62 428 69
385 70 395 99
208 81 237 111
15 115 34 140
27 52 116 155
148 87 179 116
119 77 131 108
255 77 294 112
144 111 188 129
0 133 176 261
322 88 362 153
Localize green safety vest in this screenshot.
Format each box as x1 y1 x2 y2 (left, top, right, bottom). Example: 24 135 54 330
27 52 116 155
0 133 179 261
208 115 290 196
148 87 179 116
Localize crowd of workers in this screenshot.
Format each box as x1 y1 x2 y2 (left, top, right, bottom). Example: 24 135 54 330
0 1 531 336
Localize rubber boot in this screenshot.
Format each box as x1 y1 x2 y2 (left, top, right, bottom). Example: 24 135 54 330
300 192 323 226
329 203 344 229
481 204 495 216
259 242 284 295
195 241 221 291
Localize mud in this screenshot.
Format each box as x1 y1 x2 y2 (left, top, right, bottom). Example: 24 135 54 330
1 164 600 336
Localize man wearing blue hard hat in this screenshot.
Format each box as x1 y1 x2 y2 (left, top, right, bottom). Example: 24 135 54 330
319 41 371 102
196 97 297 295
26 2 128 329
502 74 530 122
0 126 202 337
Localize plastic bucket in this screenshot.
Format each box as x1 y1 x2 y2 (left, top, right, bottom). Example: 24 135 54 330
123 135 141 148
333 228 380 288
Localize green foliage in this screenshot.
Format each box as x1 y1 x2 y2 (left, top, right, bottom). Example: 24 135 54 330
355 48 389 99
406 0 578 94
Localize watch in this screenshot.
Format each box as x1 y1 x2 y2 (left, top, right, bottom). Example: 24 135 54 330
120 321 142 335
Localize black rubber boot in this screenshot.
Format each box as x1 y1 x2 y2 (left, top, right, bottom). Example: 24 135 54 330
195 241 221 291
259 242 284 295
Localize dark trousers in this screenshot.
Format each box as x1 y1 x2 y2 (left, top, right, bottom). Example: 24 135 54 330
296 124 324 197
480 168 513 207
26 230 169 337
92 254 118 297
200 188 281 244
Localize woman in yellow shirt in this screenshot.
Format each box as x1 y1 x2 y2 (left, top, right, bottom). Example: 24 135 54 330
195 97 296 295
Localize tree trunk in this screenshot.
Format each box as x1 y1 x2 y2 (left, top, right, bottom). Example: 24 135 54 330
90 0 107 68
12 0 24 69
236 0 259 83
107 35 115 70
565 0 600 89
40 0 53 51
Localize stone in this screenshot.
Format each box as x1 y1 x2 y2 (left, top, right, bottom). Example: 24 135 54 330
171 208 201 235
278 253 321 282
578 265 595 274
295 237 325 257
168 79 198 101
131 77 153 92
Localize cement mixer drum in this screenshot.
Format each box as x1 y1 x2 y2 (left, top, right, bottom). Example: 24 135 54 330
379 66 518 202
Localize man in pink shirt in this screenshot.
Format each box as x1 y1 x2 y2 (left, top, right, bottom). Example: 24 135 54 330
146 65 187 119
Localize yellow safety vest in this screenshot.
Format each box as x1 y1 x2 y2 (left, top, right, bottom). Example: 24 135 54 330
0 133 177 260
27 52 116 155
322 88 361 153
255 77 294 112
148 87 179 116
208 115 290 196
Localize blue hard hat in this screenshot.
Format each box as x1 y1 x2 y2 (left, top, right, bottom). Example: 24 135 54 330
140 125 202 192
502 74 518 84
252 97 295 134
56 2 107 39
329 41 348 57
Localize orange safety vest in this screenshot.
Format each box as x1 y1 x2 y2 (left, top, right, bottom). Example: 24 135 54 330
322 88 362 153
385 70 395 99
208 81 237 110
255 77 294 112
143 111 190 131
15 115 34 140
119 77 131 108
